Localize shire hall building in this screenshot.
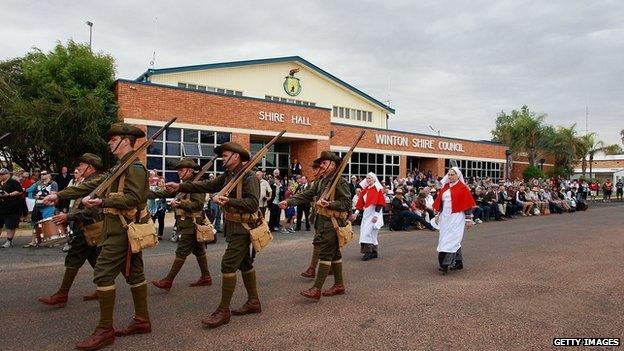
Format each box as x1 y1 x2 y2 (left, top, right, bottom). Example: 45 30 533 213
114 56 539 182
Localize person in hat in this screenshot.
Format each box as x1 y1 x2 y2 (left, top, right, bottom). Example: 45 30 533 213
280 151 351 300
38 153 105 307
43 122 151 350
150 158 213 292
165 142 262 328
0 168 23 248
299 159 325 279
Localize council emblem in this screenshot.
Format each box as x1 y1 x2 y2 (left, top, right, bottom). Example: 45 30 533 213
283 68 302 96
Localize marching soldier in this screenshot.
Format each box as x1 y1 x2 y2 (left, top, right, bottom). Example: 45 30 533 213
38 153 105 307
300 160 322 278
151 158 213 291
280 151 351 300
44 123 151 350
165 142 261 329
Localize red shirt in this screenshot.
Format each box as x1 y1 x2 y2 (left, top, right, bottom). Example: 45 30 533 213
432 182 476 213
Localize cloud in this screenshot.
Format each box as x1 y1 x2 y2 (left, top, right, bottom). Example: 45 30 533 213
1 0 622 146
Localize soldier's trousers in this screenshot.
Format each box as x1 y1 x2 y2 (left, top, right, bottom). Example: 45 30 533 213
65 232 100 269
93 230 145 287
221 232 253 274
176 232 206 258
318 227 342 262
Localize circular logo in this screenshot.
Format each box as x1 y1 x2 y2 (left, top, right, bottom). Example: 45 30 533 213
283 76 302 96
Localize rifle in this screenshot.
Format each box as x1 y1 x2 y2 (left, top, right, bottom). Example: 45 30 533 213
319 130 365 201
0 133 10 143
89 117 177 198
215 130 286 200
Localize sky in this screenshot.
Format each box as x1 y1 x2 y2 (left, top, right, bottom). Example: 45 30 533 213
2 0 623 146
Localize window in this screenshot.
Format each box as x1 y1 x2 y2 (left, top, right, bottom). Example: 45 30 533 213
445 159 504 181
337 151 401 183
177 82 242 96
265 95 316 107
332 106 373 122
146 127 231 177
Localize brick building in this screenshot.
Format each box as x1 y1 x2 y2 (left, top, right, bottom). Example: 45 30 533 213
116 56 537 182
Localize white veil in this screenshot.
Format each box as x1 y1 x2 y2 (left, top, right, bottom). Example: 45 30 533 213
359 172 383 191
440 166 465 186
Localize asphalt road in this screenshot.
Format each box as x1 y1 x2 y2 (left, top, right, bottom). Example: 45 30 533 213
0 203 622 351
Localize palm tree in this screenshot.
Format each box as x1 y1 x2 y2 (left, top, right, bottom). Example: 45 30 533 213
547 124 583 176
586 137 606 180
577 133 595 178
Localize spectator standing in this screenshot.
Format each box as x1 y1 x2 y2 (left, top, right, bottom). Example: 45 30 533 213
152 177 167 240
257 171 272 220
24 170 58 247
282 181 296 233
268 176 284 231
0 168 24 248
54 166 73 191
291 159 302 176
615 179 623 201
602 179 613 202
589 180 599 200
348 175 360 200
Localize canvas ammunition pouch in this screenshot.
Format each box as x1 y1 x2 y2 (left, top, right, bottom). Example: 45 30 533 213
174 209 204 221
232 182 272 252
105 173 158 253
82 221 104 246
196 219 216 243
314 206 349 220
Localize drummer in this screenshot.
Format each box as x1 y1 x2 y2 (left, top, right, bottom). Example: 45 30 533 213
38 154 105 307
23 170 59 248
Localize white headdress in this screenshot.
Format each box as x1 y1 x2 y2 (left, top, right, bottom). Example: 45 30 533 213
440 166 465 186
359 172 383 191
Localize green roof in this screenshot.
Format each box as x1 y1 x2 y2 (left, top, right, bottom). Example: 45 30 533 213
135 56 395 114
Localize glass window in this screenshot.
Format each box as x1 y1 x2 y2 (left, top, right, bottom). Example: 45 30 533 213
350 163 358 174
165 171 179 182
376 165 384 176
177 82 186 88
393 155 399 164
165 143 181 156
333 106 338 117
264 153 276 169
351 152 359 163
215 159 225 172
201 145 215 157
368 154 376 163
217 88 225 94
147 126 163 141
183 130 198 143
146 157 162 171
201 131 215 144
182 143 200 156
206 87 216 92
226 89 234 95
274 143 290 153
165 157 179 170
359 164 368 175
393 166 400 175
148 142 163 155
198 85 206 91
235 91 243 96
376 154 384 164
339 107 344 118
187 84 197 90
344 108 350 119
368 112 372 122
310 103 316 107
216 132 230 144
166 128 181 142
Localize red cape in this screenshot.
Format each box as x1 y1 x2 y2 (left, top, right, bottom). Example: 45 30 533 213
356 185 386 210
432 182 476 213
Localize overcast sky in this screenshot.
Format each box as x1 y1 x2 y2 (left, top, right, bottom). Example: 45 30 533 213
3 0 623 146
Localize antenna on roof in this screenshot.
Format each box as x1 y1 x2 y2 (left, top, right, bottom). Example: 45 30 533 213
149 17 158 69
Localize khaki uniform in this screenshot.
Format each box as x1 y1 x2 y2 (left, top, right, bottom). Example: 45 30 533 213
57 152 150 329
64 172 105 269
287 174 351 288
179 165 260 311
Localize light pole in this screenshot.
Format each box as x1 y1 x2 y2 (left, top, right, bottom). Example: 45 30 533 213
86 21 93 50
428 125 440 137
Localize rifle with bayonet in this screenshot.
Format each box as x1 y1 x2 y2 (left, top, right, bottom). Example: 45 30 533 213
214 130 287 200
89 117 177 199
319 130 365 201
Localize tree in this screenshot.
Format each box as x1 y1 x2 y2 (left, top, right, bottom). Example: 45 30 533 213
545 124 583 177
603 144 623 155
491 105 549 166
0 40 117 172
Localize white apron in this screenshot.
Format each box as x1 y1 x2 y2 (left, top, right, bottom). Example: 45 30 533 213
359 204 383 245
437 188 465 253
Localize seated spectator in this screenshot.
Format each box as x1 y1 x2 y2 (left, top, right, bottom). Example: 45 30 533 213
472 186 490 223
483 186 505 221
390 189 434 231
516 185 534 216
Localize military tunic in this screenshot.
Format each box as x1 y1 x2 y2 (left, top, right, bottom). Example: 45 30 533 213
57 152 149 287
150 180 206 258
287 175 351 262
64 172 105 269
178 167 259 274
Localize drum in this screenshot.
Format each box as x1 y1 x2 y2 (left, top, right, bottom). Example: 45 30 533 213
35 218 68 244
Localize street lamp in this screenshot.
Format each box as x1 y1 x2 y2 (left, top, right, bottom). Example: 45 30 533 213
428 125 440 137
86 21 93 50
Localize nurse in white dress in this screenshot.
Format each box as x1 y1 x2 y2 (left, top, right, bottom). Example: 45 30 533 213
432 167 476 274
354 173 386 261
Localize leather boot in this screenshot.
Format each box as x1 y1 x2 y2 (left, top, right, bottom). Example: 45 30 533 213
300 266 315 279
38 293 68 307
300 286 321 300
75 327 115 350
115 316 151 336
83 291 99 301
189 275 212 287
201 307 231 328
151 279 173 292
231 298 262 315
322 284 345 296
